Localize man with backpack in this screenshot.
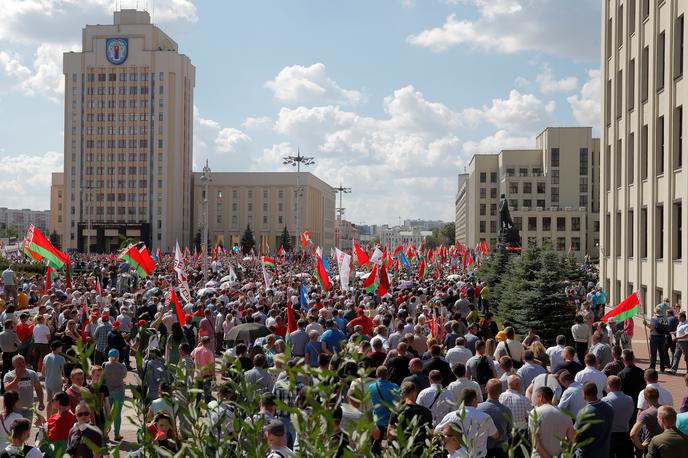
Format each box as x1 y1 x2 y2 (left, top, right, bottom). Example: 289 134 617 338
645 306 671 372
467 340 497 397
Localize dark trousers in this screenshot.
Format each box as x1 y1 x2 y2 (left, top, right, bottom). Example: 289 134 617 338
609 431 633 457
486 446 508 458
33 343 49 370
575 341 588 360
649 334 669 370
671 341 688 371
94 350 106 366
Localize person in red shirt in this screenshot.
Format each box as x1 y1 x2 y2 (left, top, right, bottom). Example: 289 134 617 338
15 313 33 342
36 391 76 456
347 308 374 336
272 315 287 339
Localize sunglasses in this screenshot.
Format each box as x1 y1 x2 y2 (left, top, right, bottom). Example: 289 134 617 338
77 411 91 417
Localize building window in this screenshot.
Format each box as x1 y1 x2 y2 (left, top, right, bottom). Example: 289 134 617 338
551 170 559 184
514 217 522 230
572 237 581 252
509 183 518 194
551 187 559 203
557 217 566 231
556 237 566 251
656 205 664 259
551 148 559 167
248 203 253 212
480 172 486 183
490 188 497 199
579 148 588 176
263 202 268 212
480 204 486 216
627 132 635 184
519 168 528 177
543 217 551 231
278 215 283 225
263 215 268 224
673 201 682 260
480 188 486 199
537 182 545 193
642 46 649 102
615 212 622 256
607 16 613 58
579 195 588 208
489 221 497 233
628 209 634 258
528 217 537 231
641 207 648 257
506 168 515 177
490 204 496 216
509 199 518 210
572 217 581 231
248 190 253 199
580 177 588 193
480 221 486 233
537 199 546 208
523 200 531 208
606 78 612 125
676 15 685 79
617 4 623 48
628 59 636 111
490 172 497 183
523 182 532 193
641 124 648 179
657 116 665 175
674 106 683 169
657 31 666 92
616 139 623 186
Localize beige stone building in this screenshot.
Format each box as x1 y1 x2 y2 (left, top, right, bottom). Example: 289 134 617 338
192 172 335 254
455 127 600 257
0 207 51 236
601 0 687 308
52 9 195 252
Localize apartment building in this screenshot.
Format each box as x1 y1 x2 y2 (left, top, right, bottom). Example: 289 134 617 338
601 0 687 308
455 127 600 257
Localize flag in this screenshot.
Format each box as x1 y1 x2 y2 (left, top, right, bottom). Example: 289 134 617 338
480 239 489 254
353 241 370 266
335 248 352 290
173 241 192 303
44 265 56 293
300 230 315 249
23 225 68 269
392 245 404 256
363 264 379 293
399 251 412 270
227 264 238 284
119 245 152 278
314 255 330 292
137 244 156 273
80 300 89 342
96 277 102 295
299 284 310 312
378 262 390 296
262 256 278 273
505 246 522 251
262 259 273 288
165 288 186 325
316 247 331 276
286 299 297 337
418 259 427 281
369 247 384 265
601 292 640 323
278 246 285 257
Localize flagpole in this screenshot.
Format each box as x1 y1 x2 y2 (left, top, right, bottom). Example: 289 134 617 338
639 289 651 359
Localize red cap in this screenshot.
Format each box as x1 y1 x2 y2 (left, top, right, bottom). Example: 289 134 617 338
137 319 147 326
112 321 121 327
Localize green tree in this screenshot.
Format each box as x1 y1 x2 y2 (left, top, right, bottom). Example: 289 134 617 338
49 230 61 250
496 244 543 333
241 225 255 254
533 249 577 344
425 223 456 249
477 243 511 307
280 226 292 252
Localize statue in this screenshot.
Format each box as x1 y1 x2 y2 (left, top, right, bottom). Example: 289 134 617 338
498 194 513 229
498 193 521 248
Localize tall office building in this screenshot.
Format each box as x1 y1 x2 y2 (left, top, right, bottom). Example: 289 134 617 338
601 0 686 308
455 127 600 257
53 9 195 252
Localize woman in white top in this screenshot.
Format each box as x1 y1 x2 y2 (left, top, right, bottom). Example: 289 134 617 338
0 417 41 458
0 392 22 450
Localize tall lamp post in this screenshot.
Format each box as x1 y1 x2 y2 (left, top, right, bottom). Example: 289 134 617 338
333 184 351 248
283 149 314 252
200 160 212 279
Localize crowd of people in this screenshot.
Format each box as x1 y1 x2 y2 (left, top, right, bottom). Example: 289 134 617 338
0 246 686 457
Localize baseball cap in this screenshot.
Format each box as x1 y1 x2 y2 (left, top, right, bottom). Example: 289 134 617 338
108 348 120 358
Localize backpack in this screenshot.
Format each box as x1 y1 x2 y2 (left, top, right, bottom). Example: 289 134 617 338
145 329 161 357
183 325 196 348
0 445 37 458
475 355 493 385
655 318 670 335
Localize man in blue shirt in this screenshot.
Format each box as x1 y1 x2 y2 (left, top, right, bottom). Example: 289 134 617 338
575 382 614 458
320 320 346 354
368 366 399 454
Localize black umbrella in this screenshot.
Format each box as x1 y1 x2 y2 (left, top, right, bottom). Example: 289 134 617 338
225 323 271 345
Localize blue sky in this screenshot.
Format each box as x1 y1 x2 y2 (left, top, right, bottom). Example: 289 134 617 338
0 0 601 225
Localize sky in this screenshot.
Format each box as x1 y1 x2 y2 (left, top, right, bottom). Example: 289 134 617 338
0 0 601 226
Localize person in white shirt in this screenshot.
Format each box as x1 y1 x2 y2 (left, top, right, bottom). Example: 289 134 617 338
446 337 472 368
416 370 457 425
447 363 483 404
31 315 51 369
494 327 524 366
670 311 688 374
546 336 569 371
637 368 674 410
498 375 532 432
435 388 498 458
526 372 563 404
574 353 608 399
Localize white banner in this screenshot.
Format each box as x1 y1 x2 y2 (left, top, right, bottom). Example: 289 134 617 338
174 241 192 303
335 248 352 291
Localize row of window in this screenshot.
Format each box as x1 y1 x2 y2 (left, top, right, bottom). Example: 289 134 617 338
605 106 683 190
85 112 161 122
86 86 154 95
83 152 149 162
479 172 498 183
85 126 148 135
604 201 683 260
504 167 543 177
479 216 584 233
85 72 164 82
86 99 160 109
507 182 547 194
85 139 164 149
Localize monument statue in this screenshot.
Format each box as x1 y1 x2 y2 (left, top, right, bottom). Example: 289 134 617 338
498 193 521 247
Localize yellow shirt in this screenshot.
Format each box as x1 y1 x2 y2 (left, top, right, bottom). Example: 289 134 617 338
17 292 28 309
495 330 507 342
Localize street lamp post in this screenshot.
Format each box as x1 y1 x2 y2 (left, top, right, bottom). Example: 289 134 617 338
200 159 212 279
282 149 314 252
333 184 351 248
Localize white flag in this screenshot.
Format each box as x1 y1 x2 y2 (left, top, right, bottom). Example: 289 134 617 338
370 247 384 265
228 264 238 284
335 248 352 291
173 241 192 303
173 241 185 275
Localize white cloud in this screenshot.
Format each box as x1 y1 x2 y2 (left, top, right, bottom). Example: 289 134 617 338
463 89 555 134
0 51 31 80
215 128 252 153
407 0 599 61
462 129 532 154
567 69 600 128
536 63 578 93
241 116 272 129
266 63 364 106
194 106 253 159
0 151 62 210
0 0 197 44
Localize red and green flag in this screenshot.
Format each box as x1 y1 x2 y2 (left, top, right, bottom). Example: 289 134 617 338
378 262 390 296
44 265 58 293
119 245 153 278
23 225 69 269
286 299 297 344
353 241 370 267
363 264 379 293
418 259 427 281
601 292 640 322
263 256 277 270
314 255 330 292
165 288 186 325
138 244 156 273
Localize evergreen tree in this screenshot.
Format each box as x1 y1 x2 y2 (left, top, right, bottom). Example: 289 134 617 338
241 225 255 254
560 253 586 285
280 226 292 252
49 230 61 250
477 243 511 307
533 250 577 344
496 244 543 334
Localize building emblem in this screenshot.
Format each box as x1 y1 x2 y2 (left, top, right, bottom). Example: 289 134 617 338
105 38 128 65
